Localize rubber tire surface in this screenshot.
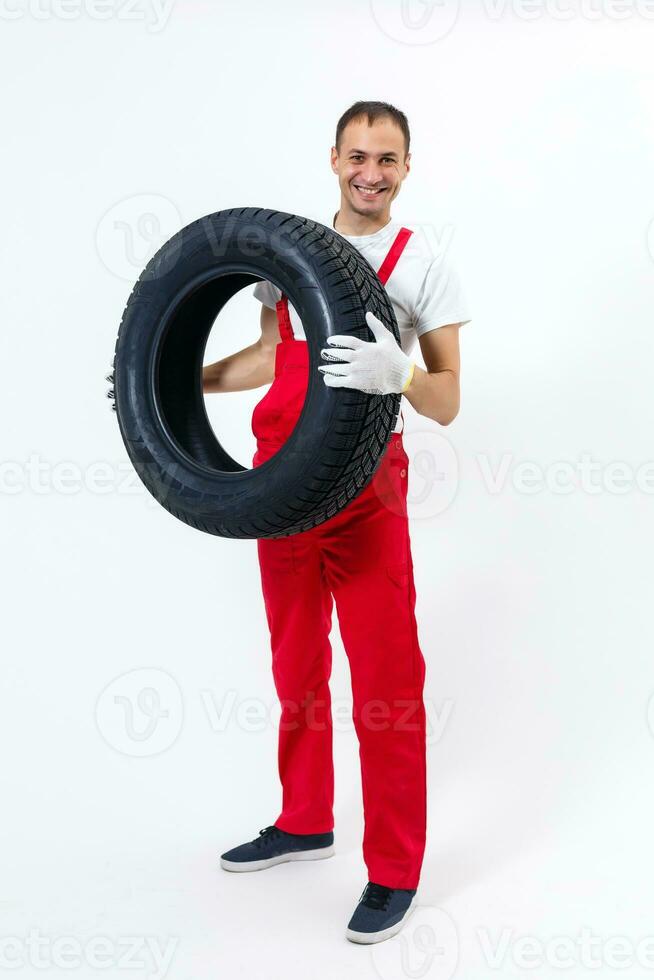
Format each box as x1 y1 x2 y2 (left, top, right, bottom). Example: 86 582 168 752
112 207 402 539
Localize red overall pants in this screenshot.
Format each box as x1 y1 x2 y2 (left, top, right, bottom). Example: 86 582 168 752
251 229 427 890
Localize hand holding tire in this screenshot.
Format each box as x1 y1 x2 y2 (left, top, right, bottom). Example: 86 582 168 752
318 310 415 395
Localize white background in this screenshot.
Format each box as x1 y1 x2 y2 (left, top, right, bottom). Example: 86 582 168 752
2 1 654 977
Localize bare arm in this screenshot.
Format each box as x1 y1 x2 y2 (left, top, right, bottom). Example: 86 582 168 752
402 323 462 426
202 304 280 394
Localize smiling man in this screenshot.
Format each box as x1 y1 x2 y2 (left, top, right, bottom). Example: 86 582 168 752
206 100 471 945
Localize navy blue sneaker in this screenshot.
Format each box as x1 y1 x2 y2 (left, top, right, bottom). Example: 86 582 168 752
220 824 334 872
346 881 418 944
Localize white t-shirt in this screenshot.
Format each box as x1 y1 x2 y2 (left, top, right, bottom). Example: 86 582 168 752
253 213 471 432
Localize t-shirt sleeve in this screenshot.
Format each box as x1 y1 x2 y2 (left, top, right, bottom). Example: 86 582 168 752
253 279 282 310
413 255 472 337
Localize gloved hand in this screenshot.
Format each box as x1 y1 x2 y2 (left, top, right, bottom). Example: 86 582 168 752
105 356 116 411
317 310 415 395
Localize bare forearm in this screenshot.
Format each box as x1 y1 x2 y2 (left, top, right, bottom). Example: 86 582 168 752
403 365 460 426
203 340 275 394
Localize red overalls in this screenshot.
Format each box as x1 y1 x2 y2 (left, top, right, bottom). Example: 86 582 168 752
251 229 427 890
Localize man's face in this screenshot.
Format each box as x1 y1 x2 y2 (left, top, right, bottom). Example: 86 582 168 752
331 116 410 218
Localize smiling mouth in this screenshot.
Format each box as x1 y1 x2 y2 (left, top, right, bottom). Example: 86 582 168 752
353 184 387 197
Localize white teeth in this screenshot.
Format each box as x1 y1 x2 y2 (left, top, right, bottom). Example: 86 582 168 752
356 186 383 195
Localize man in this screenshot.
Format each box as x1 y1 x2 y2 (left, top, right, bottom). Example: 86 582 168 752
203 101 471 944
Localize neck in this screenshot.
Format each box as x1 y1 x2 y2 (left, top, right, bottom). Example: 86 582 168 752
333 200 392 236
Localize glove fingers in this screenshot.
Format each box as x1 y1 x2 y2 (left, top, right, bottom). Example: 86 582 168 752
320 347 355 364
318 367 353 387
323 376 355 389
327 334 364 351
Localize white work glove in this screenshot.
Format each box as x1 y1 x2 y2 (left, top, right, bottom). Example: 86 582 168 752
105 356 116 411
318 310 415 395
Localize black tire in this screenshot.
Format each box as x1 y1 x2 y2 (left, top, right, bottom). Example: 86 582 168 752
112 207 402 539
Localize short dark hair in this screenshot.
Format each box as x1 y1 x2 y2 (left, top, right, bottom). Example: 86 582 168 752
335 101 410 157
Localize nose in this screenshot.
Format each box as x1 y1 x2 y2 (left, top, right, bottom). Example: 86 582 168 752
359 165 384 186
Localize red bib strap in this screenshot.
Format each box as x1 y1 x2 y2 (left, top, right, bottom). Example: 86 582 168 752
275 226 412 342
275 295 295 341
377 226 413 286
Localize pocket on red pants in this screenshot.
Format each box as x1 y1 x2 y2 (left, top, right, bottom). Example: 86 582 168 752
371 457 408 517
386 560 410 589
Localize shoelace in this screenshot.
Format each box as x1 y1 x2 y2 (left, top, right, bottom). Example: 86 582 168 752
254 825 285 849
360 881 394 911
